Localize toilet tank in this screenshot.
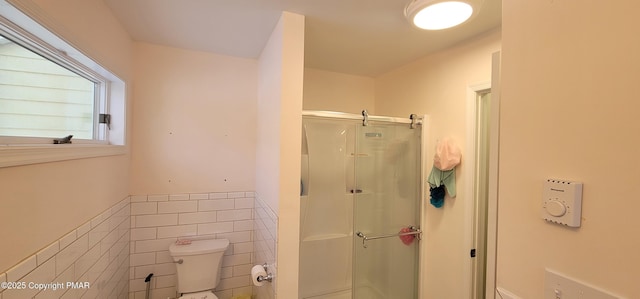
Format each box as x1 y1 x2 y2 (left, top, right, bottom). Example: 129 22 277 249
169 239 230 293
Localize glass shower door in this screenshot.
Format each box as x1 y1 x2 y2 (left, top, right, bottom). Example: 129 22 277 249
353 122 421 299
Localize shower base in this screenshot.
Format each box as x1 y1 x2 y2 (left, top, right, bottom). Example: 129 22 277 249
304 289 351 299
303 285 383 299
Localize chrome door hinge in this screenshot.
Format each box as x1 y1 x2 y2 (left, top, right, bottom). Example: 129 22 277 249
99 113 111 129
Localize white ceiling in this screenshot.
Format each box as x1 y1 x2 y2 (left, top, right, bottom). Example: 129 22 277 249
103 0 501 77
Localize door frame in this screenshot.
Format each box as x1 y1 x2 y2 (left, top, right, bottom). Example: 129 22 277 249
463 51 501 299
463 81 490 299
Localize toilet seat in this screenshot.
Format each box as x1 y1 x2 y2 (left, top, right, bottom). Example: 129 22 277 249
178 290 218 299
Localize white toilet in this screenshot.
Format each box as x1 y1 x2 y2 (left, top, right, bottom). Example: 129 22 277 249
169 239 230 299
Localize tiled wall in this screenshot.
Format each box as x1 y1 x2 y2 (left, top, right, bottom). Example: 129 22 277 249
0 197 130 299
0 192 260 299
128 192 255 299
252 195 277 299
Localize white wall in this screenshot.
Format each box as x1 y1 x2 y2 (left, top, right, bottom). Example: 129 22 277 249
0 0 132 273
499 2 640 298
375 29 501 299
130 42 258 195
303 68 375 114
255 11 305 299
256 21 284 216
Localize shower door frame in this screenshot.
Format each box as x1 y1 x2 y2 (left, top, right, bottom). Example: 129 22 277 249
301 110 428 299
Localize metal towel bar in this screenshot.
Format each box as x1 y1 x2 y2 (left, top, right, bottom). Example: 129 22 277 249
356 226 422 248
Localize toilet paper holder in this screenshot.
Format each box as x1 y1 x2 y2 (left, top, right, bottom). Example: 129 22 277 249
256 263 273 283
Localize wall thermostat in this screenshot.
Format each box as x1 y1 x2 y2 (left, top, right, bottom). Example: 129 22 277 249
542 179 583 227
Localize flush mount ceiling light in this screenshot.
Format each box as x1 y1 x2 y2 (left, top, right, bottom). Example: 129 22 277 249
405 0 480 30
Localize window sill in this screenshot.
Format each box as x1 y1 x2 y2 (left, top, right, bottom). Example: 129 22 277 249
0 144 127 168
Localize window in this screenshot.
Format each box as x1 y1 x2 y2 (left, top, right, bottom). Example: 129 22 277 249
0 1 126 167
0 35 102 140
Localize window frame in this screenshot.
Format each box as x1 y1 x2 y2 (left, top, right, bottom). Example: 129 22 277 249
0 16 109 144
0 0 127 167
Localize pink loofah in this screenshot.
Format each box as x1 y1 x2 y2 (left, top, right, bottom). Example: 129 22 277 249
399 227 415 245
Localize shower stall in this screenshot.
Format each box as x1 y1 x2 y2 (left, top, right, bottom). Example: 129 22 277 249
299 110 424 299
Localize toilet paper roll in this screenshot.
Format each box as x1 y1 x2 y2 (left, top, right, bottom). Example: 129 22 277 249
251 265 267 287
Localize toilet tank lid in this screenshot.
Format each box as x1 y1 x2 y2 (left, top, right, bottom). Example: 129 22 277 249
169 239 229 256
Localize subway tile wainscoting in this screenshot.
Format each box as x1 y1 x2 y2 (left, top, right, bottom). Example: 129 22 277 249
0 197 131 299
0 192 257 299
128 192 255 299
252 196 277 299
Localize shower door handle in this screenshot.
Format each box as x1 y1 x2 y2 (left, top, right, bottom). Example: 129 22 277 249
356 226 421 248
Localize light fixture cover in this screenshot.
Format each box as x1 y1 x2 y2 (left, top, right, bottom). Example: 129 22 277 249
405 0 480 30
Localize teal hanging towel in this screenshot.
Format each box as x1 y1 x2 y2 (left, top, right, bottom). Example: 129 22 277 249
427 138 461 208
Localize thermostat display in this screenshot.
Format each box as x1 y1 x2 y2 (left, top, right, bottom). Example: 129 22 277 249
542 179 583 227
